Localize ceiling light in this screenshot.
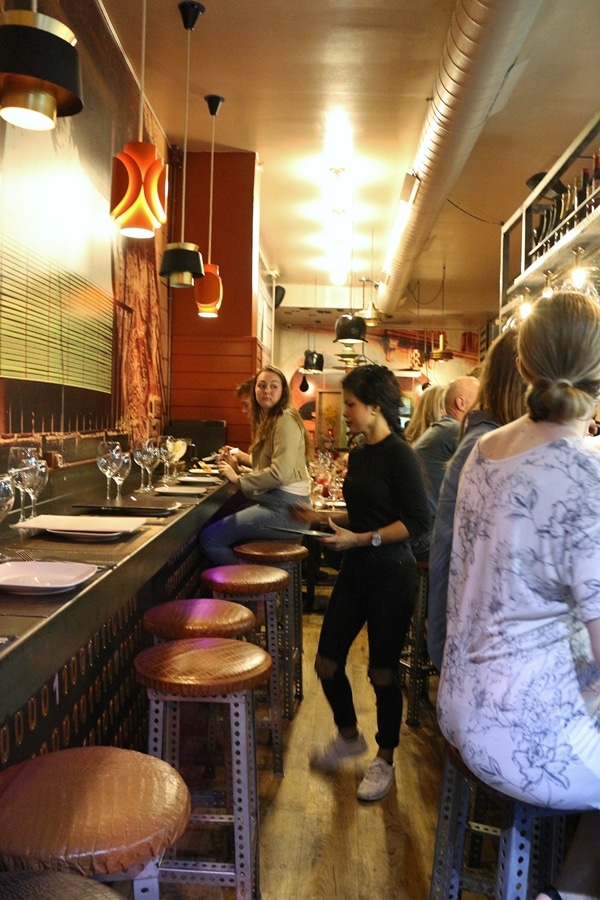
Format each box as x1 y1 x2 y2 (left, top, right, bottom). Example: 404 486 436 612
541 270 554 299
570 247 587 291
301 349 324 373
429 333 454 362
0 8 83 131
196 94 225 317
110 0 167 239
159 1 205 288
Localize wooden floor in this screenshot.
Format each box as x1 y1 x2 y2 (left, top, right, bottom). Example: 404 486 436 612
112 601 449 899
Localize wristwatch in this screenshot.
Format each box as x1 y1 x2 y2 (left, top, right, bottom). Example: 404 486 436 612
371 530 382 547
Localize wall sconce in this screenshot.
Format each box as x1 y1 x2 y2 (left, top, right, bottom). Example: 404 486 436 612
570 247 587 291
196 94 225 318
541 270 554 299
110 0 167 239
0 7 83 131
159 1 205 287
333 314 368 345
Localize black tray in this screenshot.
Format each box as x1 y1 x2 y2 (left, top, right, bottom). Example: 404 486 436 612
72 497 181 516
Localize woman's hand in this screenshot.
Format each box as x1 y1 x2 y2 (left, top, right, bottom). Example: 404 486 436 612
217 459 240 484
319 518 358 551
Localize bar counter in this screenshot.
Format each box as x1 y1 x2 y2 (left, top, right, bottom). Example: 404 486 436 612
0 463 235 771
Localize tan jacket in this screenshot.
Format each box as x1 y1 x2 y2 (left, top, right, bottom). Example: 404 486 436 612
239 408 309 499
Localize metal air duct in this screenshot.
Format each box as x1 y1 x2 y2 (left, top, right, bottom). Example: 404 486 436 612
377 0 544 315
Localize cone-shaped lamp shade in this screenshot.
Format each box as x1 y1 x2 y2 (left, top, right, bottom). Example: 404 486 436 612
111 142 168 238
160 242 204 288
333 314 368 344
0 10 83 131
195 262 223 317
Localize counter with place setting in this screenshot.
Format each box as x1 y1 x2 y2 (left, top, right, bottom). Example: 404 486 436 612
0 458 235 773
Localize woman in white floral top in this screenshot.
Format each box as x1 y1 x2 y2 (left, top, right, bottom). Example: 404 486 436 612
437 291 600 900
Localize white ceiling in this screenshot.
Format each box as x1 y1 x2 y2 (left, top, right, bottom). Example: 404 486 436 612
99 0 600 337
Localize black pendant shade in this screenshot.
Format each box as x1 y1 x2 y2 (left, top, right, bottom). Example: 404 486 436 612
333 314 368 344
303 349 324 372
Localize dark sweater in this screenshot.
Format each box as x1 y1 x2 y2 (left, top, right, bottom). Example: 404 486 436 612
343 432 431 546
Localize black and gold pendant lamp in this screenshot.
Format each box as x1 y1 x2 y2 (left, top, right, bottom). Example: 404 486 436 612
0 3 83 131
195 93 225 317
159 1 205 287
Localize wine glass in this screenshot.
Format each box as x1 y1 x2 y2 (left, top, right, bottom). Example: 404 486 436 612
142 440 160 492
132 440 147 492
25 458 49 519
112 452 132 501
7 446 38 523
171 438 189 475
0 474 15 526
96 441 122 500
158 435 175 484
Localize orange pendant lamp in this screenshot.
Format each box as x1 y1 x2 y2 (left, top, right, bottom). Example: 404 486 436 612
110 0 167 239
196 94 225 318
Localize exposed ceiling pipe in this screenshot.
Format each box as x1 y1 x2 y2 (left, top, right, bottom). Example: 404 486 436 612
377 0 544 315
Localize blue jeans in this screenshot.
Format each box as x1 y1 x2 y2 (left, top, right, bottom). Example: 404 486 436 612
199 489 310 566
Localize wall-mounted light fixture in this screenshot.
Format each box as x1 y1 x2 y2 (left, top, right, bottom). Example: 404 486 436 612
0 6 83 131
570 247 587 291
110 0 168 239
541 270 554 299
159 1 205 287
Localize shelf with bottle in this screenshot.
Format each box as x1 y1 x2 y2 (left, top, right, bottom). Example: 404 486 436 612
500 110 600 324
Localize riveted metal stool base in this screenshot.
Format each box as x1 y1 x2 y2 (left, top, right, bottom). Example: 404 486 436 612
399 561 437 726
201 564 290 777
144 596 256 641
135 637 272 900
0 746 191 900
233 540 308 719
429 744 571 900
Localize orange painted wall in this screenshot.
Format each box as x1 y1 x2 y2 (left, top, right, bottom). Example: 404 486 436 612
169 150 260 447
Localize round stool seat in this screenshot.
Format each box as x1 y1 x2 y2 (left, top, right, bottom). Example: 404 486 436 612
0 746 190 877
0 871 123 898
201 563 289 595
233 540 309 564
135 636 273 696
144 597 256 640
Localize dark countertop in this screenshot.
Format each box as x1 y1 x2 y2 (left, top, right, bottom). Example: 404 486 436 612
0 470 234 724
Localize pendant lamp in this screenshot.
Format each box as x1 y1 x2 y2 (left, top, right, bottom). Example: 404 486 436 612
159 1 205 288
0 6 83 131
110 0 168 239
196 94 225 317
333 313 368 345
429 264 453 362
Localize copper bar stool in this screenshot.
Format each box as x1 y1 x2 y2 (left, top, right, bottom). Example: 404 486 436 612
0 872 123 899
0 746 191 900
144 596 256 642
200 564 290 778
429 743 572 900
233 539 308 719
134 636 272 900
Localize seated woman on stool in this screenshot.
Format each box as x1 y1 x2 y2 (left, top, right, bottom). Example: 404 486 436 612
200 365 312 565
437 291 600 900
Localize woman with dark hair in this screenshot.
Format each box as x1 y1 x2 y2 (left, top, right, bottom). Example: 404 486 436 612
199 365 312 565
298 364 430 801
427 327 527 670
437 292 600 900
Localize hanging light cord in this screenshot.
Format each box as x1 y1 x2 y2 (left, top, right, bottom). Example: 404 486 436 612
207 112 215 264
137 0 147 142
180 24 192 243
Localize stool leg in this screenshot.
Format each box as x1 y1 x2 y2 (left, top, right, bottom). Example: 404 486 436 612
291 560 303 704
429 754 471 900
230 689 260 900
496 801 533 900
263 589 284 777
406 568 428 727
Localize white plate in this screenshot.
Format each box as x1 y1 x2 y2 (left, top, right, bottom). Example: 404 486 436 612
0 562 98 595
15 515 147 534
178 474 222 484
46 530 123 543
154 484 210 495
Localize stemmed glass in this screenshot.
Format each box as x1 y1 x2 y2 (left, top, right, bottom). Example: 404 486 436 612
7 446 38 523
96 441 122 500
112 452 132 501
0 474 15 526
132 441 148 492
171 438 189 476
142 441 160 492
158 435 175 485
25 459 49 519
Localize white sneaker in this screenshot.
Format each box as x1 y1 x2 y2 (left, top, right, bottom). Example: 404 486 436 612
309 732 368 772
357 757 395 801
